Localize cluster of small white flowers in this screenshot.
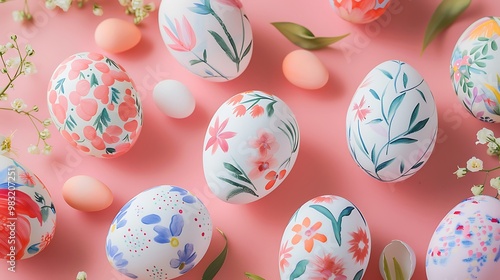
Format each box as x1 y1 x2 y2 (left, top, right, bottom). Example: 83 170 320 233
454 128 500 197
76 271 87 280
119 0 155 24
45 0 72 11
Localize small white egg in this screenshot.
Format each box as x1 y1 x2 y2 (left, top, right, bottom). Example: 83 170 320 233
153 80 196 119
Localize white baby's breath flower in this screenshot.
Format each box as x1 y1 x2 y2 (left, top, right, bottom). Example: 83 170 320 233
119 0 130 6
131 0 144 9
476 128 495 145
5 57 20 68
92 4 103 16
23 61 37 75
39 128 51 140
0 45 7 55
144 2 155 11
5 42 14 49
42 118 52 127
466 156 483 172
471 184 484 196
76 271 87 280
0 93 7 101
12 10 25 22
53 0 72 12
45 0 56 9
27 144 40 155
11 98 27 112
490 177 500 190
0 134 12 155
42 145 52 155
454 167 467 178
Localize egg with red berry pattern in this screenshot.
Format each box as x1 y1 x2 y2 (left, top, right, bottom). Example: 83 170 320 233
105 185 212 279
47 52 143 158
426 195 500 280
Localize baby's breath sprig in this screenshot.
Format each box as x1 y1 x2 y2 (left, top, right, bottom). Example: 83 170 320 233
454 128 500 198
119 0 155 25
0 35 52 156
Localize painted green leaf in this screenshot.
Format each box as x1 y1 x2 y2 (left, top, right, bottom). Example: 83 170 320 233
202 228 227 280
290 259 309 280
393 257 405 280
422 0 471 52
224 162 242 175
242 41 253 58
226 186 258 200
411 161 424 169
93 108 111 134
90 73 99 87
106 57 119 69
379 69 394 79
376 158 395 173
390 138 417 145
403 73 408 88
208 30 237 63
399 161 405 174
369 89 380 100
353 269 364 280
416 89 427 102
370 145 376 164
266 101 276 117
244 272 265 280
310 205 354 246
383 255 392 280
406 118 429 135
492 40 498 51
271 22 349 50
367 118 383 125
203 49 207 61
409 104 420 128
190 59 203 66
55 78 65 93
388 93 406 121
41 207 49 223
111 87 120 104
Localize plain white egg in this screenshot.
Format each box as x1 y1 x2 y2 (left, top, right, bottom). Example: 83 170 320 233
153 80 196 119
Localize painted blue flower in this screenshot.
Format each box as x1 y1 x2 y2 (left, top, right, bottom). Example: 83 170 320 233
106 239 138 279
189 0 212 15
153 214 184 246
111 197 135 231
170 243 197 274
170 186 197 203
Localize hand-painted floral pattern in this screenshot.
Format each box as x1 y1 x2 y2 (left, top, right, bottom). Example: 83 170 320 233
451 17 500 123
105 185 212 279
203 91 300 204
0 156 56 260
159 0 253 81
346 60 438 182
330 0 390 24
426 196 500 280
279 195 369 280
47 52 143 158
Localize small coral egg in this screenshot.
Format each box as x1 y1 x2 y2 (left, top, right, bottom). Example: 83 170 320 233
62 175 113 212
95 18 141 53
282 49 329 90
153 80 196 118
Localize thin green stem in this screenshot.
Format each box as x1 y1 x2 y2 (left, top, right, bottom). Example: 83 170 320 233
192 51 228 80
210 9 240 70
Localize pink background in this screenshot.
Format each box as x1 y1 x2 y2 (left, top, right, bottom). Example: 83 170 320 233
1 0 500 279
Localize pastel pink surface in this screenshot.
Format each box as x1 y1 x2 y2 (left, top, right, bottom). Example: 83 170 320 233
1 1 500 280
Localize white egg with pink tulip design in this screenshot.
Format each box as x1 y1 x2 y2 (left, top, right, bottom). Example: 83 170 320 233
158 0 253 81
203 90 300 204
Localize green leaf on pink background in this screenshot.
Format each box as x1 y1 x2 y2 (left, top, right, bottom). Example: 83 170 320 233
245 272 265 280
271 22 349 50
422 0 471 52
202 228 228 280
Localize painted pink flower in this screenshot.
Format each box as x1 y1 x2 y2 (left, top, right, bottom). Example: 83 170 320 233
352 95 370 121
311 195 336 204
250 105 264 118
216 0 243 8
94 85 110 104
68 59 91 80
19 171 35 187
103 125 123 144
291 217 327 253
279 241 293 272
48 90 68 125
265 169 286 190
233 105 246 117
205 117 236 154
334 0 388 24
83 126 105 150
249 129 279 157
118 95 137 121
452 55 470 82
310 253 347 280
163 16 197 52
249 154 277 179
226 94 244 105
348 227 370 264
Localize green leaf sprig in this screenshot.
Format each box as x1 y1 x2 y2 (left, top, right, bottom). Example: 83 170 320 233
202 228 228 280
245 272 266 280
271 22 349 50
422 0 471 52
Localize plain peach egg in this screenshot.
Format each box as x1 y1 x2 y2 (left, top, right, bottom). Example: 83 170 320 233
95 18 141 53
282 49 329 90
62 175 113 212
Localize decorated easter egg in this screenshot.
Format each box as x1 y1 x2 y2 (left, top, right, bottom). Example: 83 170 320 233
346 60 438 182
0 155 56 261
203 90 300 204
330 0 391 24
279 195 370 279
47 52 143 158
158 0 253 81
450 17 500 123
105 185 212 279
426 195 500 279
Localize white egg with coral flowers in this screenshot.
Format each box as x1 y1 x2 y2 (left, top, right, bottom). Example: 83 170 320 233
105 185 212 279
158 0 253 81
279 195 370 279
0 155 56 261
426 195 500 279
203 90 300 204
346 60 438 182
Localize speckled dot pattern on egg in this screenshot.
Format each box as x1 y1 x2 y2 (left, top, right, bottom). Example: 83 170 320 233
105 185 212 279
